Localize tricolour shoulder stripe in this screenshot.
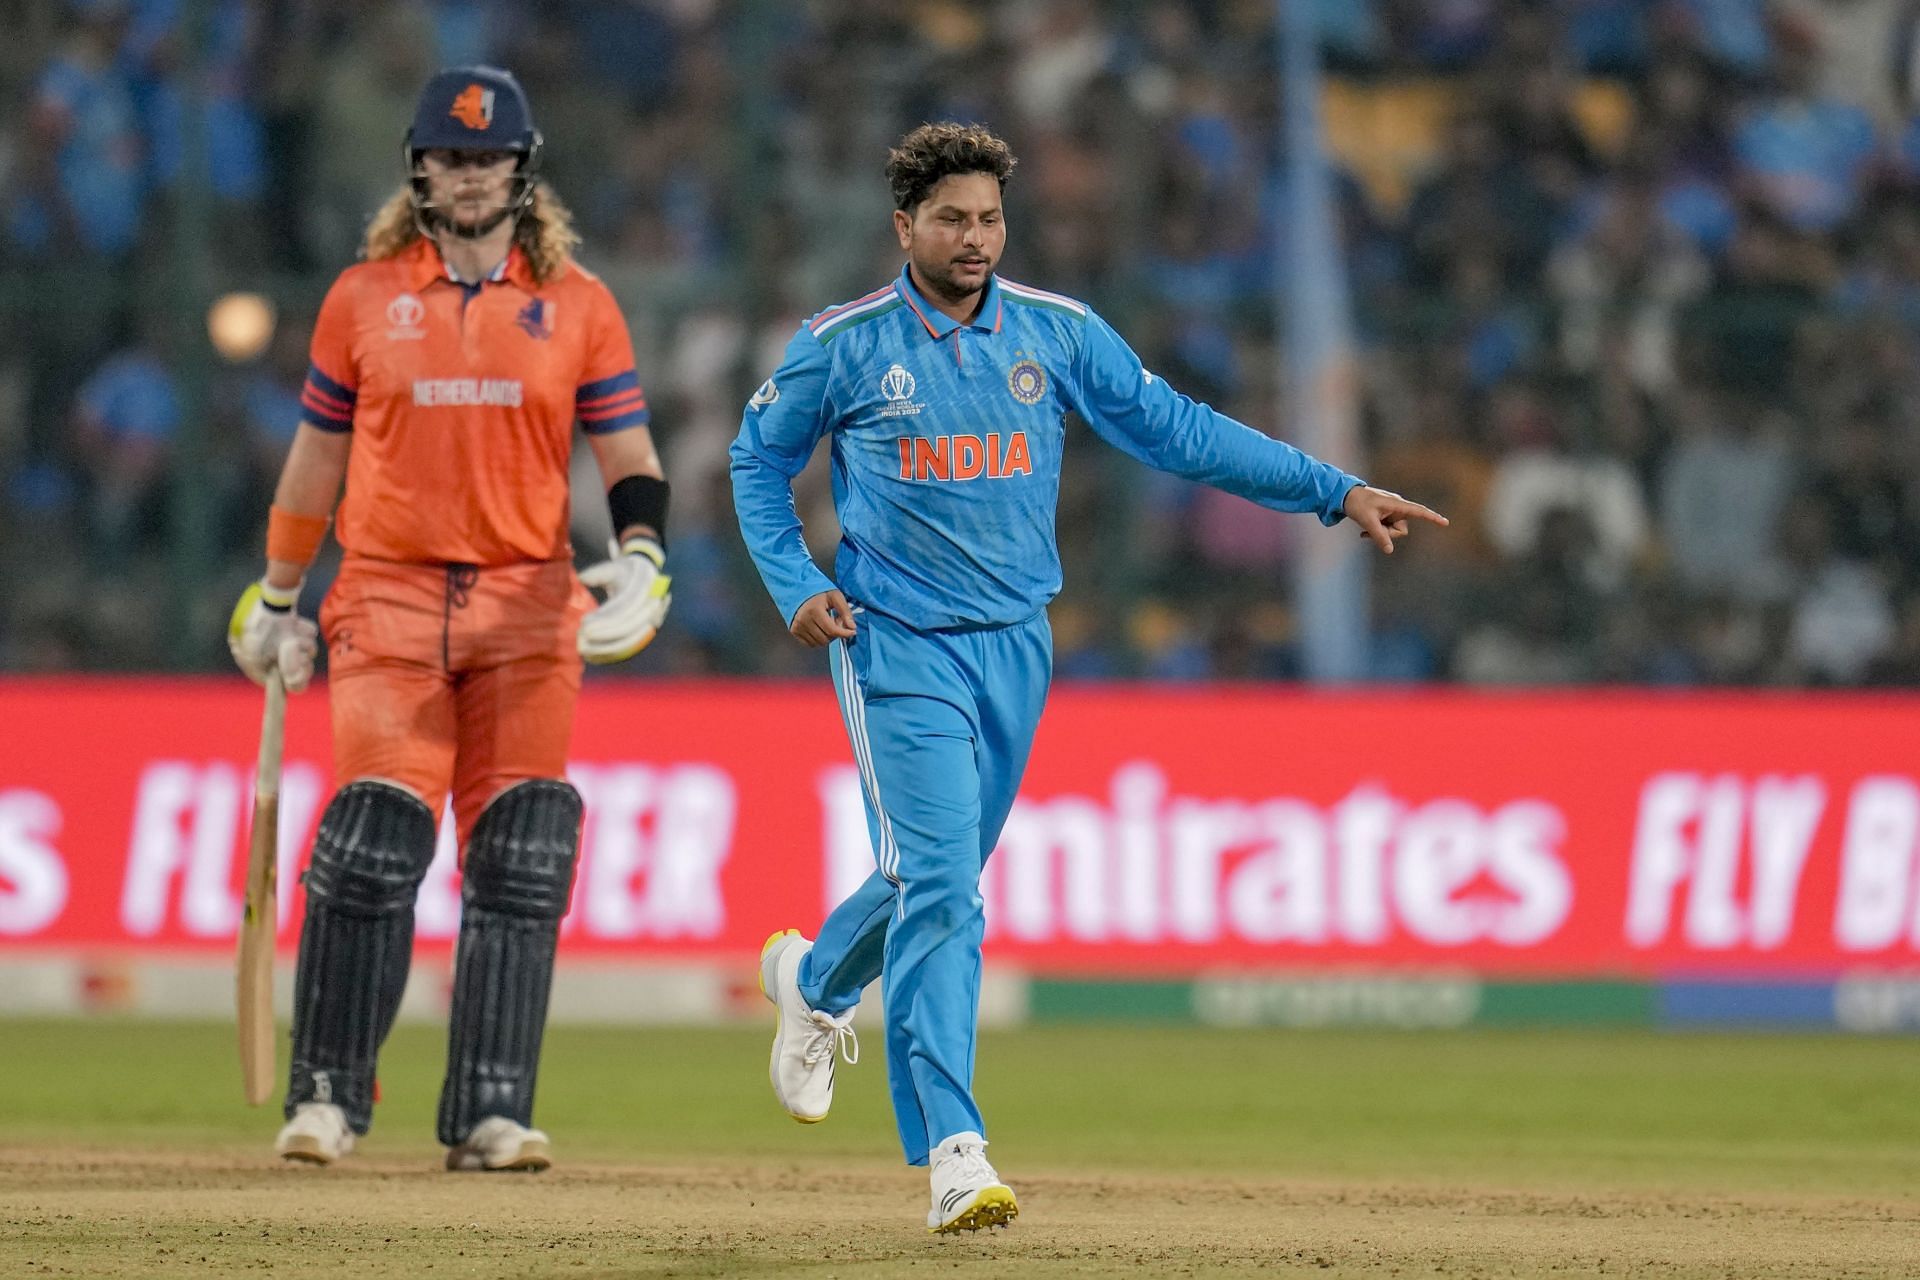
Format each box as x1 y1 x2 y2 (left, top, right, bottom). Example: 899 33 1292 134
813 295 905 344
999 278 1088 317
809 285 898 336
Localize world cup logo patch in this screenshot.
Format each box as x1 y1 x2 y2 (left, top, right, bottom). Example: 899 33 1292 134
880 363 916 403
876 363 923 418
1008 359 1047 405
385 293 425 340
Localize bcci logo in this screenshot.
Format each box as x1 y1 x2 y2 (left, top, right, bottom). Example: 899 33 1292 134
386 293 425 340
1007 359 1047 405
877 363 922 418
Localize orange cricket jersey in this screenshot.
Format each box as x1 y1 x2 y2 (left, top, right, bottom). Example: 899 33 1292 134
299 237 649 565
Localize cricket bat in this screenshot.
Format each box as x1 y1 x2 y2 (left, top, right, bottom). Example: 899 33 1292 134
237 669 287 1106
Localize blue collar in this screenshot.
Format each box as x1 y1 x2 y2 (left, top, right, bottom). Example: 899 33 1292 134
894 263 1004 339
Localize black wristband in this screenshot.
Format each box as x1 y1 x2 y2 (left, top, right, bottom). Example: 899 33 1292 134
607 475 669 548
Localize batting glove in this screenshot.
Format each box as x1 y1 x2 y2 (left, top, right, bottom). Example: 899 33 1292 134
578 536 672 665
228 580 319 692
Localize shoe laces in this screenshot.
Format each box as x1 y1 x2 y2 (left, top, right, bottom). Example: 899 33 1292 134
801 1008 859 1067
939 1138 995 1186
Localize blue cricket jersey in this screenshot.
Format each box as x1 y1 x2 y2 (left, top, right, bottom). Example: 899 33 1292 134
729 264 1365 631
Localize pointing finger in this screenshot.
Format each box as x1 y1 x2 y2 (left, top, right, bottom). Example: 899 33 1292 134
1396 500 1449 527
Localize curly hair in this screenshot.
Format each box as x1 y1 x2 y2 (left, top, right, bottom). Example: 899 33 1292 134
361 179 581 283
885 122 1018 212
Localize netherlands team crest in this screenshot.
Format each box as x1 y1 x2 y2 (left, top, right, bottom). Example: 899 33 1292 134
516 298 554 340
449 83 496 130
1007 359 1047 405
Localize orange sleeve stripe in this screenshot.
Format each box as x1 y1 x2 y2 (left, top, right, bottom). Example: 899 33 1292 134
302 363 357 431
300 390 352 419
577 370 638 398
302 384 352 413
578 390 648 416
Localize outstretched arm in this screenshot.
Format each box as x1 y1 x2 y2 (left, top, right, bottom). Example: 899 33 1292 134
1063 311 1362 525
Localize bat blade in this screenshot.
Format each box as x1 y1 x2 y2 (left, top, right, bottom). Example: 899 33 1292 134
237 670 287 1106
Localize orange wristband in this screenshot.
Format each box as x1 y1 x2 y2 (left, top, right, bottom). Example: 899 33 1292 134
266 506 330 567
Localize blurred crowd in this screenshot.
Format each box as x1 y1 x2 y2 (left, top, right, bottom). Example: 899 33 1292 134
5 0 1920 685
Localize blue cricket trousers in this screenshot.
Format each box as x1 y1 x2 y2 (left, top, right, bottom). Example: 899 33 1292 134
798 604 1051 1164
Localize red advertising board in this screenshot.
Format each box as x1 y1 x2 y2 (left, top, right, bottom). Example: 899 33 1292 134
2 679 1919 975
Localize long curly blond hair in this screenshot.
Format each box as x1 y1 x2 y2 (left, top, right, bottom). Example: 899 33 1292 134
362 179 581 283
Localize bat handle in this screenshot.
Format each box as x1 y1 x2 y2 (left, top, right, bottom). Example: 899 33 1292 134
257 669 287 802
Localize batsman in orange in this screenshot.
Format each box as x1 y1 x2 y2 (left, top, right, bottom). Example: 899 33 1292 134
226 66 671 1171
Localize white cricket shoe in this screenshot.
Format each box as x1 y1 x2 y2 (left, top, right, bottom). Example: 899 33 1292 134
758 929 858 1123
274 1102 355 1166
444 1116 552 1172
927 1131 1018 1233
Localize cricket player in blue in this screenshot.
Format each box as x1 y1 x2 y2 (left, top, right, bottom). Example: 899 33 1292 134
730 124 1446 1233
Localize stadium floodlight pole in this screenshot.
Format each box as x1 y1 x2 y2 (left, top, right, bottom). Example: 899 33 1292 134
1278 0 1371 682
166 0 218 669
729 0 781 467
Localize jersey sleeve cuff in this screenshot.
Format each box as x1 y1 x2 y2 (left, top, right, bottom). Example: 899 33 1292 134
300 364 357 432
581 406 652 434
1320 474 1366 525
780 572 842 628
577 370 649 433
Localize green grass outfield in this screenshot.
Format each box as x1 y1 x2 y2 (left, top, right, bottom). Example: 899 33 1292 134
5 1021 1919 1277
6 1019 1918 1191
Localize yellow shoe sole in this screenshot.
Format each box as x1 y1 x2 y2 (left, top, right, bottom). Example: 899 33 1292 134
759 929 823 1124
931 1186 1019 1233
758 927 800 997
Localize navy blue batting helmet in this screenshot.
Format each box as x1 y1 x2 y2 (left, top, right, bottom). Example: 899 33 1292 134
406 66 540 156
403 66 544 235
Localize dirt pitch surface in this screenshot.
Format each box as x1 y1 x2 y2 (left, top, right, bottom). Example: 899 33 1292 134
5 1144 1915 1279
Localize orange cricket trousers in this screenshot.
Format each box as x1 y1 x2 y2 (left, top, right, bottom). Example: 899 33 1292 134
320 555 591 848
